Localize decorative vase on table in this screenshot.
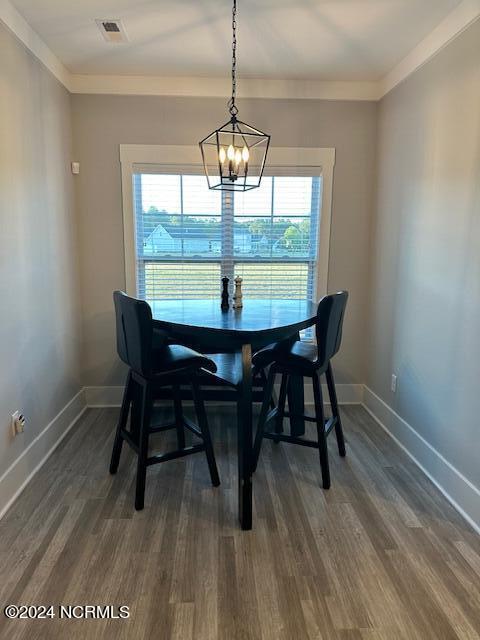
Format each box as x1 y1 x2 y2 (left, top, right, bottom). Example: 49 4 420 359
221 276 230 311
232 276 243 309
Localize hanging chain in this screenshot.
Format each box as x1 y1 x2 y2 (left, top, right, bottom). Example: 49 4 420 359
228 0 239 118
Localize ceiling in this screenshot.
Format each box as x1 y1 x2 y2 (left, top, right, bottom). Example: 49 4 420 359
10 0 463 81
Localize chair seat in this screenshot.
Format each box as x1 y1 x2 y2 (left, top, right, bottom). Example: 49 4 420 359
253 340 320 374
153 344 217 375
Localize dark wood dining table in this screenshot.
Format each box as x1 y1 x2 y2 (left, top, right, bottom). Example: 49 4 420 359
151 298 318 530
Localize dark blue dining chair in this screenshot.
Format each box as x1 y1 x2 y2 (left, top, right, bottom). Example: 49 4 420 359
110 291 220 510
251 291 348 489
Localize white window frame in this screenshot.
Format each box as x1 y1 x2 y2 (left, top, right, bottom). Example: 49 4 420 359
119 144 335 300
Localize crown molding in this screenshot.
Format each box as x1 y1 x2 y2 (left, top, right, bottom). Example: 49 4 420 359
379 0 480 98
0 0 71 89
69 74 379 101
2 0 479 102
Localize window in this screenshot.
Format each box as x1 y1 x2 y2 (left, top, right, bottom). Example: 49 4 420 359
120 145 335 305
133 173 322 303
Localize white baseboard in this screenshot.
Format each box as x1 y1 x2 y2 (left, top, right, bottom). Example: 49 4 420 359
84 383 364 408
363 386 480 535
0 389 87 520
85 385 125 408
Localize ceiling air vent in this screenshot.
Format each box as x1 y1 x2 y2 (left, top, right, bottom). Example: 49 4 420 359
95 19 128 43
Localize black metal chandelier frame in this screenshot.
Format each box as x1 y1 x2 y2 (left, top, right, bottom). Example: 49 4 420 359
199 0 270 192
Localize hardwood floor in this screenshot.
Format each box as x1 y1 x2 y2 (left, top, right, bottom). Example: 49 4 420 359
0 404 479 640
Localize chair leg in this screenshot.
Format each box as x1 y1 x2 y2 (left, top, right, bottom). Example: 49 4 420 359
135 381 152 511
110 371 132 474
274 373 289 443
129 382 142 446
312 372 330 490
252 366 276 471
191 378 220 487
325 362 347 458
258 367 277 410
326 362 346 457
173 384 186 449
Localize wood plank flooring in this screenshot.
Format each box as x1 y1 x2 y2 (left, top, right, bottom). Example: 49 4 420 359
0 404 479 640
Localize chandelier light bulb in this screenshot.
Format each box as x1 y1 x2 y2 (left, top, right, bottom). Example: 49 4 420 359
227 144 235 161
219 146 226 163
242 146 249 162
235 149 242 166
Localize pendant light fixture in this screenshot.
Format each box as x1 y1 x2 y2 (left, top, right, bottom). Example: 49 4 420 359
199 0 270 191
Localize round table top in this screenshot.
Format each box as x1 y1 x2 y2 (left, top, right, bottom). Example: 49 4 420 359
151 298 317 335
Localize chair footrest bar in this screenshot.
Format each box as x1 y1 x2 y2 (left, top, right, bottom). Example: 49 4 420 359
120 429 139 453
149 422 177 433
279 412 338 432
147 444 205 466
153 387 267 403
183 417 203 439
282 411 318 423
263 432 319 448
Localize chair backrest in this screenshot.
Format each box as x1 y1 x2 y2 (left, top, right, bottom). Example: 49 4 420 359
113 291 156 377
315 291 349 368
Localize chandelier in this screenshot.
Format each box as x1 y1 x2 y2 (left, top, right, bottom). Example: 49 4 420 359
199 0 270 192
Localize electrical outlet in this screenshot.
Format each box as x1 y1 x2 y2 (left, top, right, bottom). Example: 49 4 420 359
11 411 26 435
391 374 397 393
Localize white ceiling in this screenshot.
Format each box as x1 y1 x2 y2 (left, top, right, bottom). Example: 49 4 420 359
10 0 463 81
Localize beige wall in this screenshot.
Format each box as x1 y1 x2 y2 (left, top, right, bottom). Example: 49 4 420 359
72 95 377 386
0 24 81 475
368 19 480 488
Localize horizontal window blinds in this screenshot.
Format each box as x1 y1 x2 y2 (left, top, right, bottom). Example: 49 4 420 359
133 172 322 303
